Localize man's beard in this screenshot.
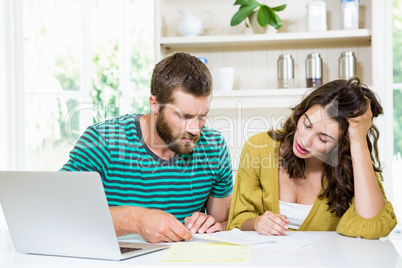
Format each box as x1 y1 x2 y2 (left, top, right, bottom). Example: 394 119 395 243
155 110 200 155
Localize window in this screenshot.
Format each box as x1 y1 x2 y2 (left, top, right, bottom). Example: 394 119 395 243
0 0 154 230
393 0 402 222
10 0 153 171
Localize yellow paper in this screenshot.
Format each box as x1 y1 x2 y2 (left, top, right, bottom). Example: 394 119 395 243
161 242 250 262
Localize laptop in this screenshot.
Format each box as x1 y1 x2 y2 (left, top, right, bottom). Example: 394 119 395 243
0 171 169 260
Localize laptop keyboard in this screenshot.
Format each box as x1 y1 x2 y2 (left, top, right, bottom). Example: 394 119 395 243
120 247 143 254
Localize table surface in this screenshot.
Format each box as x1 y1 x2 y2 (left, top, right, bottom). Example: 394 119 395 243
1 228 402 268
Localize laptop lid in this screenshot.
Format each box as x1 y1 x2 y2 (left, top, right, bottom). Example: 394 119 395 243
0 171 168 260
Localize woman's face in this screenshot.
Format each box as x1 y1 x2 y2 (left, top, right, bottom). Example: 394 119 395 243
293 105 340 161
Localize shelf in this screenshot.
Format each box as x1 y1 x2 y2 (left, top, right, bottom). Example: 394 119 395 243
160 29 371 49
210 89 310 109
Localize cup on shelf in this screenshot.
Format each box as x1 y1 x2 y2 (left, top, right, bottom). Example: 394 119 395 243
197 57 208 65
213 67 235 91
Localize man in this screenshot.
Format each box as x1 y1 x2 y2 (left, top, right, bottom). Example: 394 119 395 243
61 52 233 243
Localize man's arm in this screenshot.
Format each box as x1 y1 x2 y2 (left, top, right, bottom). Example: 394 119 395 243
183 131 233 234
206 194 232 229
184 194 232 233
110 206 192 243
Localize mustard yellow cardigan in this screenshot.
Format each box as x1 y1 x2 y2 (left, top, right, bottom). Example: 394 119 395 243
227 132 397 239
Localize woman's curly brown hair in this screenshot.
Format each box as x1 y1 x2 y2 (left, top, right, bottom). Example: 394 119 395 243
268 78 383 217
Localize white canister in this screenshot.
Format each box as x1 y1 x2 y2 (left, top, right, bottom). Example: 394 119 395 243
306 1 327 32
213 67 235 91
341 0 359 30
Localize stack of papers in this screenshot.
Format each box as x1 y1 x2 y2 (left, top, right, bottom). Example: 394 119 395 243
162 229 266 262
161 229 328 262
161 242 251 262
192 228 276 245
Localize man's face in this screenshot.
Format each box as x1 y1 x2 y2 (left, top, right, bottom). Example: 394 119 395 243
155 90 211 155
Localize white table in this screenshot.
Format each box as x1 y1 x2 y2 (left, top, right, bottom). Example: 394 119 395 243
1 229 402 268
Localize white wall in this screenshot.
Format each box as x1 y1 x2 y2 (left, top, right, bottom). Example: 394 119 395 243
0 0 10 171
0 0 9 230
208 107 292 179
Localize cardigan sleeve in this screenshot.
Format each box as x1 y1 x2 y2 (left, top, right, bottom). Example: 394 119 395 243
226 136 265 230
336 176 397 239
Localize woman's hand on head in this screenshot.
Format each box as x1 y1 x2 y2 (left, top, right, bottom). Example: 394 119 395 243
254 211 289 236
347 101 373 143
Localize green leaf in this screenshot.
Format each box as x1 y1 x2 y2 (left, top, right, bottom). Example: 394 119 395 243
231 4 259 26
234 0 259 6
257 5 272 27
267 11 283 29
271 4 287 12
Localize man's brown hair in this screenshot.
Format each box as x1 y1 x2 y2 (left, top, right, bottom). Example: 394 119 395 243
150 52 212 105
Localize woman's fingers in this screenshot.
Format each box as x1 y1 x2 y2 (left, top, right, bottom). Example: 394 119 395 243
256 211 288 236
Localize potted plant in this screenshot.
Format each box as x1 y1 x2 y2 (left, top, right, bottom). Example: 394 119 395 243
230 0 286 33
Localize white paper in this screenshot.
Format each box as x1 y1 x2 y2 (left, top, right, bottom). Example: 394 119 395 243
118 229 328 250
193 228 276 245
253 231 328 250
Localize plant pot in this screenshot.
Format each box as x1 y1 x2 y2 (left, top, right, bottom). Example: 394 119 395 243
248 11 278 34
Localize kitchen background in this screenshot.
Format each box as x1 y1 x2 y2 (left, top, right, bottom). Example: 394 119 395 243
0 0 401 228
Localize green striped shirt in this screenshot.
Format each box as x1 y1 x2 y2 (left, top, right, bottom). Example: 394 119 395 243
61 113 233 222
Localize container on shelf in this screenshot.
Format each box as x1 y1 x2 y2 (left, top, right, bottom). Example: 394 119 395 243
197 57 208 65
341 0 359 30
306 1 327 32
306 53 323 88
214 67 235 91
339 51 356 79
277 54 295 89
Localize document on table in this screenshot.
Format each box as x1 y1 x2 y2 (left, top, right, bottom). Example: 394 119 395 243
253 231 328 250
161 242 251 262
193 228 276 245
194 229 328 250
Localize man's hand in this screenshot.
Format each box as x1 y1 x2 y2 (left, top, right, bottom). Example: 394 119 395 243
110 206 192 243
138 208 193 243
184 212 223 234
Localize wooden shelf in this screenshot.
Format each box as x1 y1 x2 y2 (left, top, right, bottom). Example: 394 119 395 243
210 89 310 109
160 29 371 49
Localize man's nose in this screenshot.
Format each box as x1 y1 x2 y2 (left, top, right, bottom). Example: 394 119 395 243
186 118 201 135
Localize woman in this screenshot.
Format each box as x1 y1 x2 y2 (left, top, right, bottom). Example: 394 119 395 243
227 78 397 239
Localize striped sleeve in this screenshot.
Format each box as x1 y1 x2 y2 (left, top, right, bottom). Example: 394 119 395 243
60 126 111 178
210 134 233 198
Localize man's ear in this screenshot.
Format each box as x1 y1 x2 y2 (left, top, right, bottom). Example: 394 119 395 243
149 95 159 115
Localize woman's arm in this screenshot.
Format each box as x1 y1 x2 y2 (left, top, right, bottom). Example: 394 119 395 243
227 133 288 236
347 102 385 218
336 101 397 239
